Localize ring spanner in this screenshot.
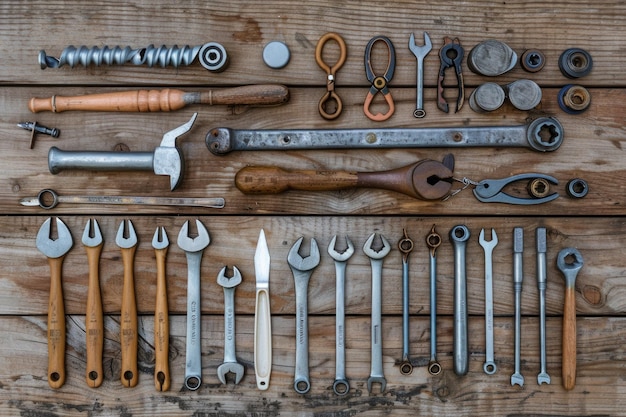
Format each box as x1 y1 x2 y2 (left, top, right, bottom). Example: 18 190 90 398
479 228 498 375
426 225 442 375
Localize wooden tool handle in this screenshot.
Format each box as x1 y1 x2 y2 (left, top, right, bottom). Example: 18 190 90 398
562 285 577 390
235 166 358 194
47 257 66 389
85 245 104 388
154 248 170 392
29 84 289 113
254 288 272 390
120 246 138 387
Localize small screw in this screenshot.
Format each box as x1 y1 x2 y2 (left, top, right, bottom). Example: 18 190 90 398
18 121 60 149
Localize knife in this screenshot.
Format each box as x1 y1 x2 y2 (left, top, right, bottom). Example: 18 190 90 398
254 229 272 390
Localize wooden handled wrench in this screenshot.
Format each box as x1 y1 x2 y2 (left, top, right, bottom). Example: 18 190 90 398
152 226 170 391
29 84 289 113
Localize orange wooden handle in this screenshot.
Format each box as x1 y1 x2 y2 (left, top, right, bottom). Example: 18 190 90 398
562 285 577 390
48 256 66 389
235 166 357 194
120 246 138 387
85 244 104 388
154 248 170 391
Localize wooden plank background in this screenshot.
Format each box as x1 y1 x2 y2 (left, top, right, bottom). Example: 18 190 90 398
1 0 626 415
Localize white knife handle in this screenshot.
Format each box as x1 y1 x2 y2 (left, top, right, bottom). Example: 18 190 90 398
254 287 272 390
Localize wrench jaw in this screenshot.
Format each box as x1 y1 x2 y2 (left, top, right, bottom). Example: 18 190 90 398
217 363 245 385
367 376 387 395
511 372 525 387
537 372 551 385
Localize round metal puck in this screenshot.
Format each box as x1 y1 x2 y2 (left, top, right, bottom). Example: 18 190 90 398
506 79 542 111
467 40 517 76
558 84 591 114
263 41 290 69
469 82 505 113
559 48 593 78
567 178 589 198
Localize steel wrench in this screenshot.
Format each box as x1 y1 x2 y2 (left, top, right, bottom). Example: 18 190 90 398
426 225 442 375
450 225 470 376
511 227 525 387
177 219 210 391
479 228 498 375
408 32 432 118
216 266 245 385
536 228 551 385
288 237 321 394
363 233 391 393
398 229 414 375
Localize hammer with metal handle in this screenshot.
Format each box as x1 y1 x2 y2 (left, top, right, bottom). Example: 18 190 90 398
29 84 289 113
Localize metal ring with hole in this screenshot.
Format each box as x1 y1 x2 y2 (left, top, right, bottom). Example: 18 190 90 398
199 42 229 72
559 48 593 78
526 117 564 152
558 84 591 114
527 178 551 199
567 178 589 198
521 49 545 73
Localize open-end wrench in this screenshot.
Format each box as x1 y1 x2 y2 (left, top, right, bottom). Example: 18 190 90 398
408 32 432 118
426 225 442 375
216 266 245 385
288 237 321 394
450 225 470 376
479 228 498 375
557 247 584 391
116 219 139 388
328 235 354 396
398 229 414 375
82 219 104 388
36 217 73 389
177 219 211 391
511 227 525 387
536 228 551 385
363 233 391 394
152 226 170 391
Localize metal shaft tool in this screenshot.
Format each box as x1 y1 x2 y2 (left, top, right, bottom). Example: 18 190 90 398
36 217 73 389
328 235 354 396
152 226 170 391
398 229 414 375
426 225 442 375
177 219 210 391
536 228 551 385
254 229 272 390
450 225 470 376
511 227 525 387
408 32 432 118
216 266 245 385
479 228 498 375
557 247 584 391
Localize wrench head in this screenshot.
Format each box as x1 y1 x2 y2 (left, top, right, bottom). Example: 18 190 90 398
408 32 432 57
363 233 391 259
483 361 497 375
511 372 524 387
36 217 73 258
217 362 245 385
333 378 350 396
367 376 386 394
450 225 470 244
287 237 320 271
557 247 583 285
478 228 498 250
327 235 355 262
537 372 551 385
115 219 138 249
177 219 210 252
81 218 103 248
217 265 242 288
151 226 169 250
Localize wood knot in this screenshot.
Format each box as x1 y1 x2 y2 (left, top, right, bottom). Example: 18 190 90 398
581 285 604 306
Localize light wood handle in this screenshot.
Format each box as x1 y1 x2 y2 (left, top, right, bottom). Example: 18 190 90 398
254 288 272 390
85 244 104 388
235 166 358 194
562 285 577 390
154 247 170 392
120 246 138 388
47 256 66 389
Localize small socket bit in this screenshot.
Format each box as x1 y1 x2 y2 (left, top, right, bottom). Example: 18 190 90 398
18 121 60 149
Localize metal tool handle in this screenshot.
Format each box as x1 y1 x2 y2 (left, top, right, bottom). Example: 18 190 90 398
451 226 469 376
85 244 104 388
370 259 384 378
293 271 311 394
223 287 237 363
120 246 138 387
48 147 154 174
184 252 203 391
47 256 66 389
254 287 272 390
333 260 349 394
154 247 170 392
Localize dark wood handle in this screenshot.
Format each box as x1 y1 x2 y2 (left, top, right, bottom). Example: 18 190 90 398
235 166 358 194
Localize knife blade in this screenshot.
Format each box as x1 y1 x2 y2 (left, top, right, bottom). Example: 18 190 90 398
254 229 272 390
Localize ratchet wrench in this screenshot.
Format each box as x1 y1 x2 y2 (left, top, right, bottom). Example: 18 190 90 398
450 225 470 376
426 225 442 375
479 228 498 375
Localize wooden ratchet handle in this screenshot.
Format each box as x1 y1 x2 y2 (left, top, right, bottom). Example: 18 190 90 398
29 84 290 113
154 247 170 391
85 244 104 388
236 166 358 194
120 246 138 387
48 256 66 389
562 285 577 390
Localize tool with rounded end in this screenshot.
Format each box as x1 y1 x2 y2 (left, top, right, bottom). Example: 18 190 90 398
479 228 498 375
408 32 432 118
398 229 414 375
450 225 470 376
557 247 584 391
82 219 104 388
29 84 289 113
426 225 442 375
536 228 551 385
511 227 525 387
328 235 354 396
152 226 170 391
363 36 396 121
216 266 245 385
254 229 272 390
316 33 347 120
177 219 211 391
116 219 139 388
36 217 73 389
363 233 391 394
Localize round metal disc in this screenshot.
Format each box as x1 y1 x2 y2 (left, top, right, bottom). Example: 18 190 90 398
263 41 290 69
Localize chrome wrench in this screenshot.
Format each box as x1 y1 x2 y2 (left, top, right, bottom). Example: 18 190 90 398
536 227 551 385
511 227 525 387
450 225 470 376
408 32 432 118
216 266 245 385
426 225 442 375
398 229 414 375
479 228 498 375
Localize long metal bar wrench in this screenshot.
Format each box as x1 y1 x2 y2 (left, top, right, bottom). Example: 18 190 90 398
398 229 414 375
479 229 498 375
408 32 432 118
450 225 470 376
536 228 551 385
426 226 442 375
511 227 525 387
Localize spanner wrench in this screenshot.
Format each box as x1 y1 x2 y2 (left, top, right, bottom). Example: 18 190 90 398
479 228 498 375
450 225 470 376
511 227 525 387
408 32 432 118
288 237 321 394
536 228 551 385
426 225 442 375
216 266 245 385
328 235 355 396
363 233 391 393
398 229 414 375
177 219 210 391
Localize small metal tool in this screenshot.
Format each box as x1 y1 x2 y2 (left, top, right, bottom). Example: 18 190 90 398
408 32 432 118
315 33 347 120
479 228 498 375
467 40 517 76
254 229 272 390
450 225 470 376
473 173 559 205
511 227 525 387
536 228 551 385
152 226 170 392
216 266 245 385
426 225 442 375
364 36 396 121
398 229 414 375
437 37 465 113
18 121 59 149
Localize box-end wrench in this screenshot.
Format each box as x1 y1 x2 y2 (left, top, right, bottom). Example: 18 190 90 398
450 225 470 376
426 225 442 375
536 228 551 385
557 247 583 391
511 227 525 387
216 266 245 385
177 219 210 391
408 32 432 118
398 229 414 375
479 228 498 375
288 237 320 394
363 233 391 394
328 235 355 396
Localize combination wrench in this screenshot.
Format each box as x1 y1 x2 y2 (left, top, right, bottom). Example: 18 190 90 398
426 226 442 375
536 228 551 385
363 233 391 394
398 229 414 375
479 228 498 375
408 32 432 118
216 266 245 385
511 227 525 387
328 235 355 396
450 225 470 376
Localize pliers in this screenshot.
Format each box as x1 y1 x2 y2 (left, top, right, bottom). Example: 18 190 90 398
473 173 559 205
364 36 396 121
437 37 465 113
